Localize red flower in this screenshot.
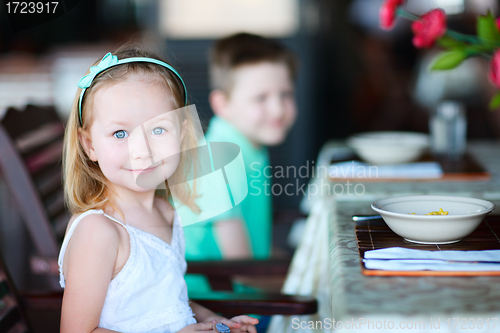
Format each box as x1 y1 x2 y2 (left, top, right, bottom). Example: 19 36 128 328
488 50 500 88
412 9 447 49
380 0 406 30
496 17 500 31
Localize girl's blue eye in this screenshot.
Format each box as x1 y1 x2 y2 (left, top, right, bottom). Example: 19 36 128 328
152 127 165 135
113 130 128 139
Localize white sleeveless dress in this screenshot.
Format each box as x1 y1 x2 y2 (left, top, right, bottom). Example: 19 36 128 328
58 209 197 333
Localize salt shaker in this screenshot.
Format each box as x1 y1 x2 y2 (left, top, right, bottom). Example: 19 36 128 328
429 100 467 160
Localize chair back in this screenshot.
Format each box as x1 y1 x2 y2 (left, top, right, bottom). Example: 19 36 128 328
0 250 31 333
0 105 68 258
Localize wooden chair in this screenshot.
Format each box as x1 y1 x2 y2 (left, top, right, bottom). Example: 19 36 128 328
0 105 68 269
0 105 68 293
0 248 31 333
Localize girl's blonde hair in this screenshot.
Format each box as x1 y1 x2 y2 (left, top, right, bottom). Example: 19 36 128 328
63 44 200 218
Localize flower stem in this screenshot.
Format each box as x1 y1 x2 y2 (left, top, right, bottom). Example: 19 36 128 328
445 30 483 44
396 8 420 21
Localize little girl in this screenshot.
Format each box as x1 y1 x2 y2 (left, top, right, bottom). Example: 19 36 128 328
58 44 259 333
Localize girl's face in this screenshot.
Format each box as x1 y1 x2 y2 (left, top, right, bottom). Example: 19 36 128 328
81 76 185 193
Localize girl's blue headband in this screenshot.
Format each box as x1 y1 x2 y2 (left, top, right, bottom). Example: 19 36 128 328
77 52 188 126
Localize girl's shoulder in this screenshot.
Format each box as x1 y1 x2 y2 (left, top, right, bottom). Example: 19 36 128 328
65 210 125 245
61 210 127 291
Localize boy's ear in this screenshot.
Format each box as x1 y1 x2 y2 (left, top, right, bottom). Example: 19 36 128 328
78 129 98 162
209 90 229 117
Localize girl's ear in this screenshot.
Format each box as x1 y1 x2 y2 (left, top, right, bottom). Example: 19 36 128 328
209 90 229 118
78 129 98 162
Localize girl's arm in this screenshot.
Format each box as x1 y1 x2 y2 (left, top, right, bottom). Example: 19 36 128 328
190 301 221 323
60 214 123 333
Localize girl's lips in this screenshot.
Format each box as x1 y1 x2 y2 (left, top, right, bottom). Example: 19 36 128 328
130 165 159 173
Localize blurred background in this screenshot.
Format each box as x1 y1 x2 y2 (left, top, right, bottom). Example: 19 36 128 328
2 2 500 331
1 0 500 212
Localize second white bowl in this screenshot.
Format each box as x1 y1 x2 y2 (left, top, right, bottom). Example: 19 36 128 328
371 195 494 244
347 131 429 165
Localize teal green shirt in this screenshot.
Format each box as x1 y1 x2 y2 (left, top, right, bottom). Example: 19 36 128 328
180 116 272 293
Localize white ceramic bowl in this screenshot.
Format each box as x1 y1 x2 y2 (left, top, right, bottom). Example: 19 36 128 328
371 195 494 244
347 131 429 165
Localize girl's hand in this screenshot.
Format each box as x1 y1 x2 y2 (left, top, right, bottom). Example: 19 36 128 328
229 315 260 333
205 315 259 333
177 322 216 332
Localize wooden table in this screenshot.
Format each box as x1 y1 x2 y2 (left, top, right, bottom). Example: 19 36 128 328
267 140 500 333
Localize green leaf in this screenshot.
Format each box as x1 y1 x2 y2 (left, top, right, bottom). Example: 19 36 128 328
431 51 467 70
437 36 465 49
477 10 500 44
489 92 500 110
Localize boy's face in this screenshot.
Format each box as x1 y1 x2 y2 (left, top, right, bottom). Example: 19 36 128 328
221 62 297 147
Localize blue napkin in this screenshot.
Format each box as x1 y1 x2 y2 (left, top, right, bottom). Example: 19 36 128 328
329 161 443 179
364 247 500 271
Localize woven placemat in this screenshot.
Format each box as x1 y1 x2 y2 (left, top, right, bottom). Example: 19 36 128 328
355 215 500 276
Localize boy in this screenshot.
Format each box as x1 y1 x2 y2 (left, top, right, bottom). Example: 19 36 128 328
184 33 298 290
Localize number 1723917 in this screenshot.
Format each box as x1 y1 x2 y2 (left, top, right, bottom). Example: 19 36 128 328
5 2 59 14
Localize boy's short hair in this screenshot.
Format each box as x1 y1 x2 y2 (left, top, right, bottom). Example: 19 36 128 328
209 32 298 93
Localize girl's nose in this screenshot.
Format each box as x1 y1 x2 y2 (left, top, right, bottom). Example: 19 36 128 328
129 126 153 161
